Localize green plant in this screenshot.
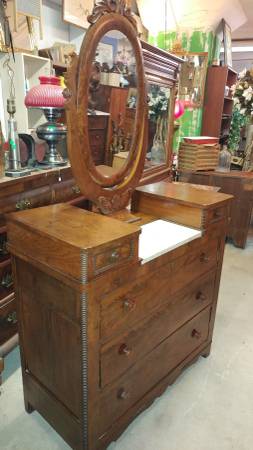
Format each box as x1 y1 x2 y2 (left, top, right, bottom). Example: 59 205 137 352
228 109 247 151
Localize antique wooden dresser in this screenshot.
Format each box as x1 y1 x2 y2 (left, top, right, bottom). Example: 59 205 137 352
6 2 233 450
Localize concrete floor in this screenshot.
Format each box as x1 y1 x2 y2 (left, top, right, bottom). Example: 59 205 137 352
0 235 253 450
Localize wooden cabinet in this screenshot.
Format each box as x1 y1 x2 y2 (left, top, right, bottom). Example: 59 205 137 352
179 170 253 248
202 66 237 140
6 182 232 450
0 166 89 383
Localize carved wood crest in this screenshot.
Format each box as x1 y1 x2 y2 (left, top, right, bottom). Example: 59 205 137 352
87 0 136 28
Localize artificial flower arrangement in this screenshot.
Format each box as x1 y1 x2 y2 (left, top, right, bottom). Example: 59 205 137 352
147 85 170 117
228 68 253 151
231 68 253 116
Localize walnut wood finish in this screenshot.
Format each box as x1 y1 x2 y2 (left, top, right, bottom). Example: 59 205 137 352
0 166 88 383
7 181 232 450
179 170 253 248
65 11 148 213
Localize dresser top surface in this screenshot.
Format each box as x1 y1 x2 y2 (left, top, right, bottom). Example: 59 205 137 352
136 181 233 208
7 203 140 250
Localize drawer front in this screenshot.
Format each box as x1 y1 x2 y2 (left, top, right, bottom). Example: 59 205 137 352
88 115 108 130
204 206 228 225
101 240 218 340
91 146 104 165
93 240 134 275
0 260 13 301
89 130 106 147
100 272 215 387
170 239 218 296
0 186 52 226
0 231 9 262
98 307 211 434
52 179 81 203
0 294 17 345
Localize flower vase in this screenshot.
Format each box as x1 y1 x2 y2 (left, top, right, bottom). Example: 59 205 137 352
151 115 166 163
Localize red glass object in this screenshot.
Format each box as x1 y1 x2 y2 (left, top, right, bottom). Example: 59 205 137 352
174 99 185 119
25 76 65 108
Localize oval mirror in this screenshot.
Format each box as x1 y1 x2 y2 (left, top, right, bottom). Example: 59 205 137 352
65 4 148 212
88 29 138 176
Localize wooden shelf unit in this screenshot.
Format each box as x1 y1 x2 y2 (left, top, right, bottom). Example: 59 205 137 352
202 66 237 140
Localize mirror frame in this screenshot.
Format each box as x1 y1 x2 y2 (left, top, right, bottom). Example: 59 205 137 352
140 42 182 185
64 1 148 213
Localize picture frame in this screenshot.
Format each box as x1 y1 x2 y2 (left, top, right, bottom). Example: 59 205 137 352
222 18 232 68
63 0 94 29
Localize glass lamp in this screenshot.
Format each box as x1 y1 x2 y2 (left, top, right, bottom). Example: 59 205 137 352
25 76 67 166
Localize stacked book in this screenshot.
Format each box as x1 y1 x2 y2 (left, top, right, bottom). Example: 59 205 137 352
178 137 219 171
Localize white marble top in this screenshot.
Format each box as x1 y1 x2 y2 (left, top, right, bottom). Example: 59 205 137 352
139 220 202 264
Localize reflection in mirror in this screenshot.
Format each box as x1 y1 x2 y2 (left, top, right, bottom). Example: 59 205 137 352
174 53 208 107
146 84 171 167
87 29 137 174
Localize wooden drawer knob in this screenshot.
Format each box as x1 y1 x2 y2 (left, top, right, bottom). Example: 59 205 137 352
72 185 81 194
213 210 222 219
122 298 136 312
118 343 132 356
191 329 201 339
109 250 120 263
117 388 129 400
1 273 13 289
196 291 206 301
200 253 209 263
0 311 17 326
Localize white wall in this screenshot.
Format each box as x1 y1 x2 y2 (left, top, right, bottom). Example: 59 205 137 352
39 0 70 48
39 0 86 53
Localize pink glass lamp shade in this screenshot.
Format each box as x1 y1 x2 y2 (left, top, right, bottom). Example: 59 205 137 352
174 99 185 119
25 76 65 108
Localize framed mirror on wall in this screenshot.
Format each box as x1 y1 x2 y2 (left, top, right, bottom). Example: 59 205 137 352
172 52 208 108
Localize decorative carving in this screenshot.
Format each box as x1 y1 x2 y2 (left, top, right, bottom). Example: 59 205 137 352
87 0 136 28
97 189 133 214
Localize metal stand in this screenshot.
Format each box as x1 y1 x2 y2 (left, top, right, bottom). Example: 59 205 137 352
36 107 67 167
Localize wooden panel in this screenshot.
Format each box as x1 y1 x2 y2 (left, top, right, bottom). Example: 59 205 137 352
100 272 215 386
0 259 13 301
133 192 203 228
98 307 211 435
16 258 82 418
0 294 17 346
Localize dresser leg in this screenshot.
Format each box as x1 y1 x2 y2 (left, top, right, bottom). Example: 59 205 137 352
24 395 34 414
202 342 212 358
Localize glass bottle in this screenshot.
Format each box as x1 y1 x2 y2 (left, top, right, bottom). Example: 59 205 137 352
217 145 231 172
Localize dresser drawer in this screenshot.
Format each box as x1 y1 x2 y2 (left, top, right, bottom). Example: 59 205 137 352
170 239 218 296
0 260 13 301
98 307 211 435
89 129 106 147
204 206 228 225
52 179 81 203
93 240 135 275
0 186 52 226
88 115 108 130
100 272 215 387
0 231 9 262
0 294 17 346
100 240 218 340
